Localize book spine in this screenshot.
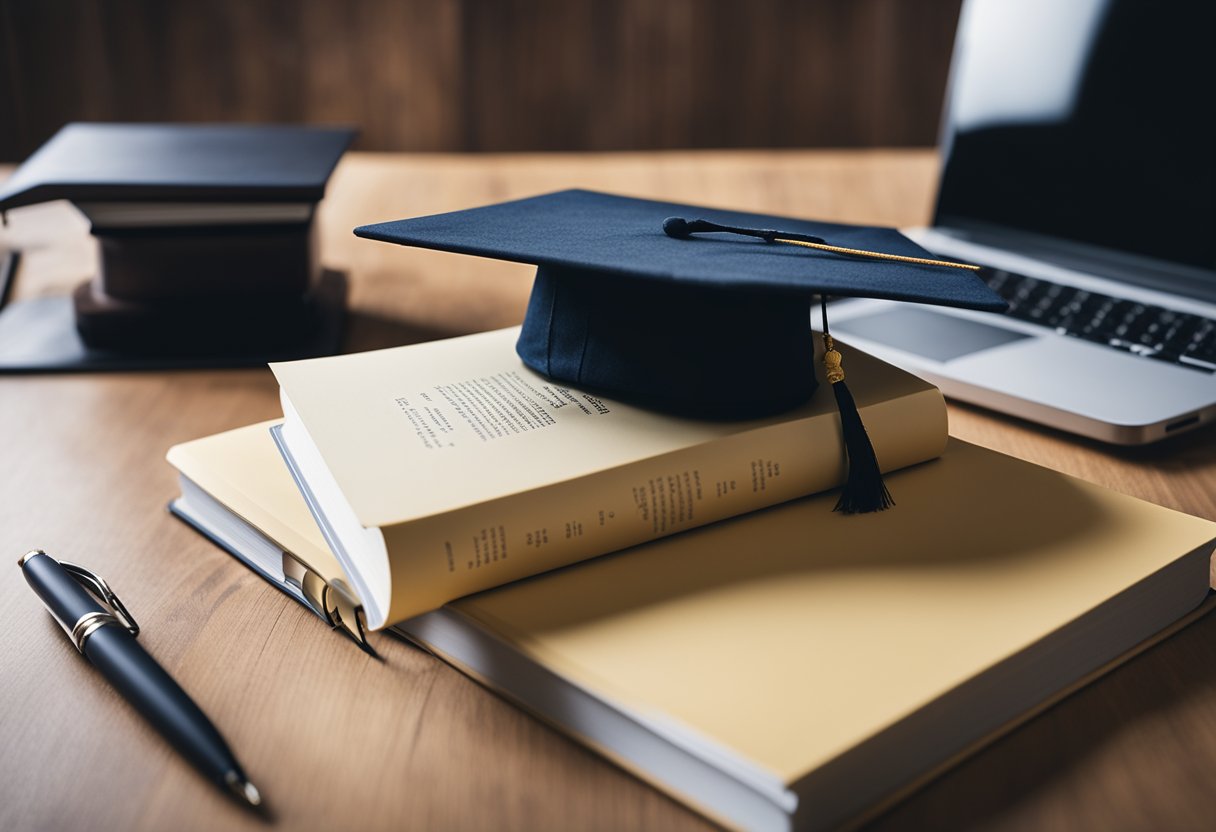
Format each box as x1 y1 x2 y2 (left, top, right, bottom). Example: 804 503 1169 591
381 387 947 622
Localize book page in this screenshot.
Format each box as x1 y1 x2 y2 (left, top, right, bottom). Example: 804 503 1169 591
271 327 936 530
377 384 945 623
444 440 1216 785
167 421 346 585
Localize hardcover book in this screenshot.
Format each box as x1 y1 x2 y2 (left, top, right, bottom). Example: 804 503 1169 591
168 424 1215 832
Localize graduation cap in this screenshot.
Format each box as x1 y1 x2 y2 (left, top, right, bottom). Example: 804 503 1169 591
0 123 354 367
355 189 1005 512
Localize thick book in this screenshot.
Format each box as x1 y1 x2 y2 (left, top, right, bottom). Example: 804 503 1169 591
167 421 1216 832
267 326 949 628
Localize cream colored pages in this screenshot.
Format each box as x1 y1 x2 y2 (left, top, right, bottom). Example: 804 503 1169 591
375 381 946 623
273 326 947 622
446 440 1216 785
270 327 941 530
167 421 341 580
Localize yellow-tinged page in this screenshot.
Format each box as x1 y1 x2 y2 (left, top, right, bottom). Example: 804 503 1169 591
167 420 343 582
445 440 1216 783
269 327 942 529
270 327 949 623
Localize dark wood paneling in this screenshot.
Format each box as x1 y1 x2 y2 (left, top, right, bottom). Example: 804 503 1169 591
0 0 963 160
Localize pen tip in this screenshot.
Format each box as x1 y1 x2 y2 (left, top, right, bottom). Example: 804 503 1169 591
225 771 262 807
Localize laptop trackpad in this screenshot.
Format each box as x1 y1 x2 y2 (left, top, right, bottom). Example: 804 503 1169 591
837 307 1031 362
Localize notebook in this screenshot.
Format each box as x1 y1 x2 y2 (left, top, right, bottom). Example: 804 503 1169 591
830 0 1216 444
167 423 1216 831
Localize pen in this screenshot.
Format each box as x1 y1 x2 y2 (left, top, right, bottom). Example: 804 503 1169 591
18 549 262 808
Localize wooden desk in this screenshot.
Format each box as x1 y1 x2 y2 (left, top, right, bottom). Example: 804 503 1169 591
2 151 1214 831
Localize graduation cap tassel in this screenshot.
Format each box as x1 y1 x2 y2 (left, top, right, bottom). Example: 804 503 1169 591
820 299 893 514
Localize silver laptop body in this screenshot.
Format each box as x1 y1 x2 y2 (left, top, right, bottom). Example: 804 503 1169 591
829 0 1215 444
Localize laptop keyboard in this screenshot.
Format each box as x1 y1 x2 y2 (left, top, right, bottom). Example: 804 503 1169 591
980 268 1216 373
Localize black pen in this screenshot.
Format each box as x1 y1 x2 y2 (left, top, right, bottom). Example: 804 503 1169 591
18 549 262 808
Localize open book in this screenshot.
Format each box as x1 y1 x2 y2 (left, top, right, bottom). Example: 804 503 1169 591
266 327 948 628
168 421 1215 832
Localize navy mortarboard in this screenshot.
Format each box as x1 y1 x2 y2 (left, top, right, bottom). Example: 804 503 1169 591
0 123 354 368
356 189 1005 512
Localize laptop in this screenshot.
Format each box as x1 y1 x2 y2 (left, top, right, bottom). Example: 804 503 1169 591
829 0 1215 444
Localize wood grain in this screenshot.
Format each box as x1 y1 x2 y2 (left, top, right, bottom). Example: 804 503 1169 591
1 151 1214 832
0 0 962 160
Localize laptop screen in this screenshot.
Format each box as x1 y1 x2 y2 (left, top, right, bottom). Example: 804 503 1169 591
934 0 1215 275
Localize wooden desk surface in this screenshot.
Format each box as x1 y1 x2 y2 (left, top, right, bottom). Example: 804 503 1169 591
2 151 1214 831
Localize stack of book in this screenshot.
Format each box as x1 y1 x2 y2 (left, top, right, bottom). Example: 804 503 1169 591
167 326 1216 832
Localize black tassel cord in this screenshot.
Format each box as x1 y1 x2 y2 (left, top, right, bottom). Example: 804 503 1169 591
819 298 893 514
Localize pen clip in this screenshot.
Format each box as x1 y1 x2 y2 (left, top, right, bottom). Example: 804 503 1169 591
60 561 140 638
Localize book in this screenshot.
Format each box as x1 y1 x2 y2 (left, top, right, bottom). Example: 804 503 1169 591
267 327 949 628
0 123 355 367
75 201 316 229
167 420 1216 832
167 420 371 650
